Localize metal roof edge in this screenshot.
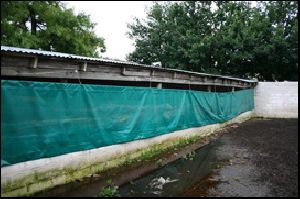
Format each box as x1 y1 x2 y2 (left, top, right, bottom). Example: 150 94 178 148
1 46 258 83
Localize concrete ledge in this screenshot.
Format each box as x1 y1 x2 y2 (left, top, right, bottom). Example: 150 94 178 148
1 111 254 196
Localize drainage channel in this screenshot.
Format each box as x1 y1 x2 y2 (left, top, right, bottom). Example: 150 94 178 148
118 140 221 197
33 132 224 197
33 119 298 197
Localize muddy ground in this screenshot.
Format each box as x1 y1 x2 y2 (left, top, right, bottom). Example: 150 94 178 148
181 118 298 197
34 118 298 197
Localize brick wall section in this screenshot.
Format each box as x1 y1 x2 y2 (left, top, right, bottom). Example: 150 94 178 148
254 82 298 118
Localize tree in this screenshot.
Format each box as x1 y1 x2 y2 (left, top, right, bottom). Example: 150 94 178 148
127 1 298 81
127 1 214 72
1 1 105 57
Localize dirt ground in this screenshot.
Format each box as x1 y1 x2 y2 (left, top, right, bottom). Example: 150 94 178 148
33 118 298 197
182 118 298 197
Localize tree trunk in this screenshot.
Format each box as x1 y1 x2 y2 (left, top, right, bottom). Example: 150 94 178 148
28 6 37 35
30 14 37 35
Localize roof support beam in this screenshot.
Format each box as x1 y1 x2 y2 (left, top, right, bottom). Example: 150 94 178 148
1 53 257 89
80 62 87 72
32 57 38 69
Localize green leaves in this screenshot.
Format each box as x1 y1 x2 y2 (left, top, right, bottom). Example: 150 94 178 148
1 1 105 57
99 179 120 197
127 1 298 81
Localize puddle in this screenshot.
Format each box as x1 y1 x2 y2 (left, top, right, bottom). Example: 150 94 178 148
33 136 222 197
180 171 220 197
118 140 221 197
33 119 297 197
118 127 273 197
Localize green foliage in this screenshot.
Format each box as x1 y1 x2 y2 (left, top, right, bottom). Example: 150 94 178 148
99 179 120 197
127 1 298 81
1 1 105 57
184 151 196 161
139 147 166 161
157 158 164 167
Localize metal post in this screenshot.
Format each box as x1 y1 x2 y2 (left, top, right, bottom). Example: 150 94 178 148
33 57 38 68
80 62 87 71
157 83 162 89
208 85 211 92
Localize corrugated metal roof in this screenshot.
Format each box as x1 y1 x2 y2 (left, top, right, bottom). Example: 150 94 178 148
1 46 257 83
0 46 152 67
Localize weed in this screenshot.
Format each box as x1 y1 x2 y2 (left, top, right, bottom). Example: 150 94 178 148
184 151 197 160
99 179 120 197
139 148 165 161
157 159 164 167
122 155 133 167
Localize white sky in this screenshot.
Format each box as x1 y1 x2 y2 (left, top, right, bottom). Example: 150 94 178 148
64 1 257 60
64 1 153 60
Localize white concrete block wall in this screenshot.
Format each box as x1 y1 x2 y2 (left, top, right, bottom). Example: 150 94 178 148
254 82 298 118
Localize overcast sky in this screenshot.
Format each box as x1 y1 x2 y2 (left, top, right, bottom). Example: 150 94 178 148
64 1 153 60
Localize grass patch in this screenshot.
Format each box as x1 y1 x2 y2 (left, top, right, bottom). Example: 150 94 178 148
99 179 120 197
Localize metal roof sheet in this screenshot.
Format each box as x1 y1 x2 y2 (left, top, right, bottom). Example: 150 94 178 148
1 46 257 83
0 46 151 67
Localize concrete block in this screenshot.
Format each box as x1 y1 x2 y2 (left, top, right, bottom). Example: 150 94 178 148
254 82 298 118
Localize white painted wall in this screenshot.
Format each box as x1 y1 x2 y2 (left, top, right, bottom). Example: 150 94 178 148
254 82 298 118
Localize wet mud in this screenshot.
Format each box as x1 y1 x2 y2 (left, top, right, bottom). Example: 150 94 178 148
181 118 298 197
34 118 298 197
119 118 298 197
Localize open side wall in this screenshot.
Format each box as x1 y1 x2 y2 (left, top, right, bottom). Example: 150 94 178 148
1 80 255 196
1 111 254 197
1 80 254 166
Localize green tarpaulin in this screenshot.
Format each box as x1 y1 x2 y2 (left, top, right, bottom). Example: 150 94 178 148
1 80 254 166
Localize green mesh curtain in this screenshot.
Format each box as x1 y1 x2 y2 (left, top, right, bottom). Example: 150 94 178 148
1 80 254 166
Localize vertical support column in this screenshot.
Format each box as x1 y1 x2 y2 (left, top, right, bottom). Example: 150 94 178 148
32 57 38 69
80 62 87 71
151 70 155 76
208 85 211 92
157 83 162 89
121 67 126 75
232 87 235 92
173 72 177 79
149 70 154 88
